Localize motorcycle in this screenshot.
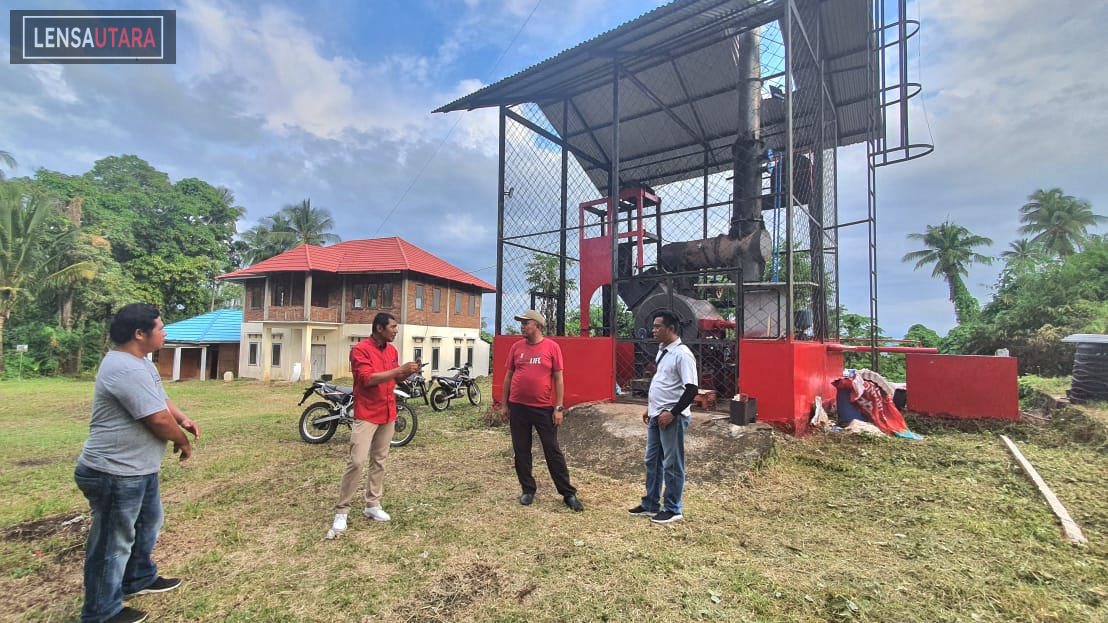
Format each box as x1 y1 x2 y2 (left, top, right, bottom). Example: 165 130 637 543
396 362 431 406
428 364 482 411
297 377 418 447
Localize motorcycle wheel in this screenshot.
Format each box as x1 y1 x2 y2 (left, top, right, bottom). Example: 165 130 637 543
391 401 418 447
467 383 482 406
429 387 450 411
299 402 339 444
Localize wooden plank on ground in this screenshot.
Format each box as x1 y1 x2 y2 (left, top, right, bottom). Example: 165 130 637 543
1000 435 1087 545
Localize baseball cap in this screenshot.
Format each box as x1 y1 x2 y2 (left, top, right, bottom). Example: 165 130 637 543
513 309 546 327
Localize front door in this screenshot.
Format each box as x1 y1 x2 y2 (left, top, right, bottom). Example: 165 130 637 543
310 344 327 378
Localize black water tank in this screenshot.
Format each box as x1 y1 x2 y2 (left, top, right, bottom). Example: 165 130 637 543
1063 335 1108 403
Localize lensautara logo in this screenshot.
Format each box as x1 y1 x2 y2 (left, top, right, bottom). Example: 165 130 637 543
10 10 176 64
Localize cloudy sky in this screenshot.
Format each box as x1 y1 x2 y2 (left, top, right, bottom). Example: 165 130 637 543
2 0 1105 338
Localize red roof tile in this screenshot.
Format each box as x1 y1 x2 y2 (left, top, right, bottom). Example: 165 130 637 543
219 237 495 292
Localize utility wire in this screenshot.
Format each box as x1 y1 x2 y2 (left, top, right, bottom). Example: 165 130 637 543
373 0 543 236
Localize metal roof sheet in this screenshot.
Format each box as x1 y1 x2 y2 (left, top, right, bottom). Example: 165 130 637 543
218 237 496 292
1062 334 1108 344
435 0 875 191
164 309 243 344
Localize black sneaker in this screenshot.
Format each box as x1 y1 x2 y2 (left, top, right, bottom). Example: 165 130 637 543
124 576 182 599
564 495 584 512
650 510 683 524
627 505 656 517
106 606 148 623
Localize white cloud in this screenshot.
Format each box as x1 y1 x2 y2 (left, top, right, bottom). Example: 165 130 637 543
28 64 79 104
1 0 1104 338
828 0 1108 336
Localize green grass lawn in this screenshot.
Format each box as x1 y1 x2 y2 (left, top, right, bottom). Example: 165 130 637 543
0 377 1105 622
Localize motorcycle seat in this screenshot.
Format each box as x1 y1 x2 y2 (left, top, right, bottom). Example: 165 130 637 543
322 383 353 396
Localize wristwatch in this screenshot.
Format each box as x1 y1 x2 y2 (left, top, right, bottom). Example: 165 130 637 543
555 405 564 412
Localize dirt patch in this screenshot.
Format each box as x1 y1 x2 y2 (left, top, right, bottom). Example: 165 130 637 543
388 561 502 622
2 513 87 542
559 403 776 482
14 457 56 467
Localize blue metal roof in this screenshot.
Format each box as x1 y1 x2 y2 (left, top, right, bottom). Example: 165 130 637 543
164 309 242 344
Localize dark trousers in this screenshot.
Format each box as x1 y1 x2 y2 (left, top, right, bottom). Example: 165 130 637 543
508 402 576 497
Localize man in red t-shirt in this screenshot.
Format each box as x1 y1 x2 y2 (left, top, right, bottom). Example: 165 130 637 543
498 310 583 512
329 312 420 538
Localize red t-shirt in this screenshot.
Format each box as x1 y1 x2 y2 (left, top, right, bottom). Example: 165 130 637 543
350 338 398 424
506 338 564 407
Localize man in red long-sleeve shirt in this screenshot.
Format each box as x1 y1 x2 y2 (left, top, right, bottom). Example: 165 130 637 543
328 312 419 538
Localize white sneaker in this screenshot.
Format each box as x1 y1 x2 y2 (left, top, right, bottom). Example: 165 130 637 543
326 513 348 539
363 506 391 522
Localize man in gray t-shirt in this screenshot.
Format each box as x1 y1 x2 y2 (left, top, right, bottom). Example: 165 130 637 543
74 304 200 623
79 350 175 476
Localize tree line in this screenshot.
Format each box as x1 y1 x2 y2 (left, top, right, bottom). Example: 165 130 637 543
858 188 1106 377
0 154 340 376
2 149 1103 380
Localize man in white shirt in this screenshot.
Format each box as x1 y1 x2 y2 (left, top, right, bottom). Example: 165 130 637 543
628 310 698 524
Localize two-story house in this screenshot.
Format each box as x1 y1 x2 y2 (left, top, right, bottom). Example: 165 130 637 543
218 237 495 382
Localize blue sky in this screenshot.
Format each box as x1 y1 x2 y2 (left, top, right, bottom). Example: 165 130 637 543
2 0 1105 338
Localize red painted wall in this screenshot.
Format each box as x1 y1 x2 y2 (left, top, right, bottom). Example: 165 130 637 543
493 335 846 434
736 340 840 434
905 354 1019 420
492 335 616 407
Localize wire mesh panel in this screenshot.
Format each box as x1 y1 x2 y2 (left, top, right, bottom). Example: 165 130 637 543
489 0 893 399
499 102 587 335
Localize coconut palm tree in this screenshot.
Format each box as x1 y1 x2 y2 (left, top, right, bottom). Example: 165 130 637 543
1000 238 1048 264
238 222 290 266
0 184 96 369
0 151 16 180
902 221 993 323
1019 188 1107 258
277 198 340 247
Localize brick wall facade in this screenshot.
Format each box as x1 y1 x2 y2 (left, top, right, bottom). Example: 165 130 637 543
403 278 481 329
239 272 484 328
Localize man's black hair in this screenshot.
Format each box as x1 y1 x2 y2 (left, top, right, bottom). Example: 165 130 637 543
653 310 679 332
372 312 397 333
109 303 161 345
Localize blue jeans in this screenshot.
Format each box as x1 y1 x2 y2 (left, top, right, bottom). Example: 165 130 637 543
74 464 163 623
641 414 689 514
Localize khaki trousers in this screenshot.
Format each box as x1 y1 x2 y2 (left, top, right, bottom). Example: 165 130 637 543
334 419 394 513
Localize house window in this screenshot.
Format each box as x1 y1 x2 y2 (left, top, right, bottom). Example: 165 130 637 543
249 286 263 310
367 283 379 308
454 347 462 368
415 284 424 310
433 287 441 312
413 346 423 363
271 343 282 367
248 342 259 365
431 346 440 371
381 283 393 308
466 346 473 367
455 292 462 314
352 283 364 309
273 283 289 307
469 295 476 315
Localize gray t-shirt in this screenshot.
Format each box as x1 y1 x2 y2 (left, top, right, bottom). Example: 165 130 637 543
78 350 171 476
